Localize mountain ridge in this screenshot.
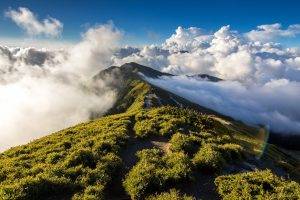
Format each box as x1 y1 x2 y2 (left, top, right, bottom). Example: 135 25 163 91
93 62 224 117
96 62 300 150
0 62 299 200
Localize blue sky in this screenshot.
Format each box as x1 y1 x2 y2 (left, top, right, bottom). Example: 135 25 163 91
1 0 300 45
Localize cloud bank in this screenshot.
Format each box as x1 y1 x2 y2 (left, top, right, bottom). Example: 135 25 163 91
245 23 300 42
146 76 300 134
5 7 63 37
0 23 121 151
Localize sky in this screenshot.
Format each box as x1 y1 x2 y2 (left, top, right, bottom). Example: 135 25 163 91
1 0 300 46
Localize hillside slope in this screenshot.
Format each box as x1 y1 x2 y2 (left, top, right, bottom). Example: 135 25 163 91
0 62 299 200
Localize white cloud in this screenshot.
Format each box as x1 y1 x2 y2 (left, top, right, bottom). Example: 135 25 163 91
0 37 74 50
112 44 169 71
5 7 63 37
245 23 300 42
162 26 211 53
66 23 122 77
0 23 121 151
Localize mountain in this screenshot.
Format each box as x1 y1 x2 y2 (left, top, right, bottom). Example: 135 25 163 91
186 74 223 82
93 62 220 117
0 62 299 200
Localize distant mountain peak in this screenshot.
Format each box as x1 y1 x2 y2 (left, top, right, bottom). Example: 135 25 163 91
94 62 172 80
119 62 172 78
187 74 222 82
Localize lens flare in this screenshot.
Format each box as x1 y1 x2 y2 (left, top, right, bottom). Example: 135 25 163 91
255 126 270 158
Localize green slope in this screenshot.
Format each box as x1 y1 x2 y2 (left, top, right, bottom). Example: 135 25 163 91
0 63 299 200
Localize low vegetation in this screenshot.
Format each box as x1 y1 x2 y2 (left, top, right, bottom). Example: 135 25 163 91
169 132 200 155
123 148 192 199
193 143 225 172
146 189 194 200
0 114 131 199
215 170 300 199
134 106 214 138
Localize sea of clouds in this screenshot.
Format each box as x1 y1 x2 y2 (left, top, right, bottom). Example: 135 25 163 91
1 7 300 150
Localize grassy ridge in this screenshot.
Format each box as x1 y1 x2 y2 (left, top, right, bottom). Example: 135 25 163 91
0 79 299 199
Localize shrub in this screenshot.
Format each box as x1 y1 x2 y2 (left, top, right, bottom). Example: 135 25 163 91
45 152 64 164
80 153 122 187
169 133 199 155
217 143 244 162
205 135 231 144
193 144 225 173
123 161 158 199
159 118 186 136
163 152 193 182
133 107 213 138
0 175 77 200
65 149 96 168
134 119 158 137
215 170 300 200
146 189 194 200
82 184 105 200
123 149 192 199
196 132 213 139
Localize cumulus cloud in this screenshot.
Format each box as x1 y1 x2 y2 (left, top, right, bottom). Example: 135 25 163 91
0 23 121 151
112 44 169 71
113 24 300 83
146 76 300 134
162 26 211 53
5 7 63 37
245 23 300 42
66 23 122 77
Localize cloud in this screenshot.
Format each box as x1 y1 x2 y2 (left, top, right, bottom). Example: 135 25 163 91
5 7 63 37
245 23 300 42
0 23 121 151
162 26 211 53
146 75 300 134
112 44 169 71
66 23 122 77
114 24 300 83
0 37 74 49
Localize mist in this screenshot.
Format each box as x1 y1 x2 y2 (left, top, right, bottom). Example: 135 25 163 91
0 23 121 151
